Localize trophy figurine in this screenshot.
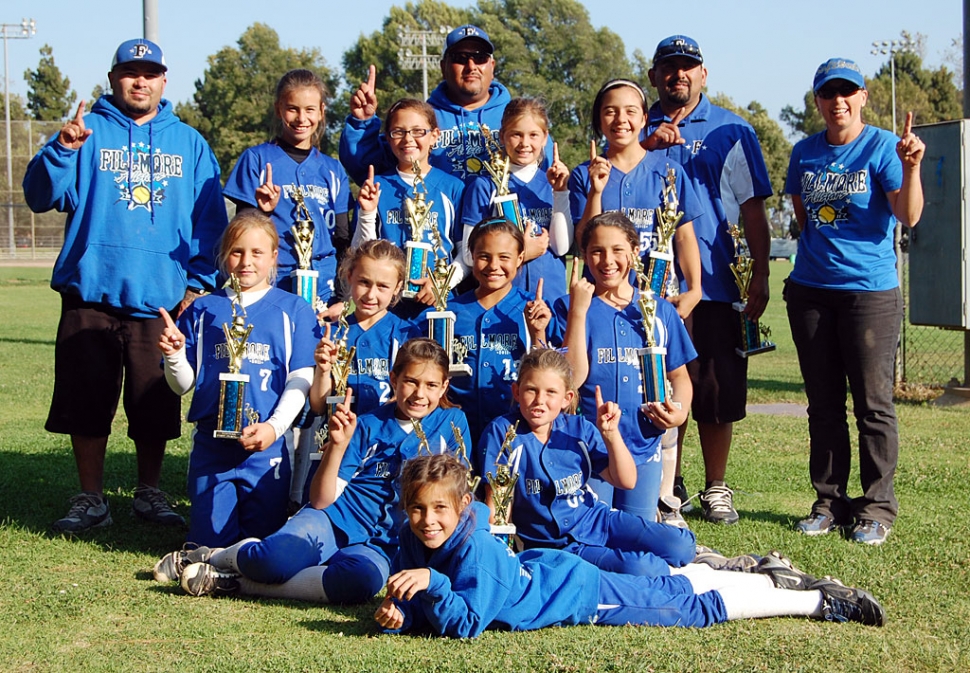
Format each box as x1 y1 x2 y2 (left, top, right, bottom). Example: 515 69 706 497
215 274 255 438
647 166 683 297
290 188 319 305
450 422 481 493
479 123 527 233
633 256 669 408
486 421 520 545
325 302 358 430
728 224 776 358
411 418 434 457
425 226 472 377
403 160 435 299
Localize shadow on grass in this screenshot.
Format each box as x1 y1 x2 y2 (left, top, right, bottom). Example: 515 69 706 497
1 446 192 558
747 378 804 395
683 507 797 529
0 336 56 346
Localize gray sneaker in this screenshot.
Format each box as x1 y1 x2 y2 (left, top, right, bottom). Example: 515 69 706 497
52 492 112 533
153 543 213 582
755 551 819 590
657 500 690 530
132 486 185 526
180 562 240 597
811 578 886 626
692 545 761 572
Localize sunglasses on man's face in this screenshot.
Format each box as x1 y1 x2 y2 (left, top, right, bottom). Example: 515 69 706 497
816 83 862 100
447 51 491 66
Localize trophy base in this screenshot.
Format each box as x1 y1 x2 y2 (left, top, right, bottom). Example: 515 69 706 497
490 523 517 549
735 343 777 359
213 429 244 440
449 363 473 377
732 302 776 359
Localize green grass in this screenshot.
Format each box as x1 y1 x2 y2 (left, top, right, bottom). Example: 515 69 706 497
1 264 969 672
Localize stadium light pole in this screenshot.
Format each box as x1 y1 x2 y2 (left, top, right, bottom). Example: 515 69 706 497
2 17 36 257
397 26 450 100
871 38 916 135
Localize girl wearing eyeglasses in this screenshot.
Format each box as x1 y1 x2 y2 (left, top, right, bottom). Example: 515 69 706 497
353 98 467 316
784 58 925 547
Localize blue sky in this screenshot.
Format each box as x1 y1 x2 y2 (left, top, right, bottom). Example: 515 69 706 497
3 0 961 129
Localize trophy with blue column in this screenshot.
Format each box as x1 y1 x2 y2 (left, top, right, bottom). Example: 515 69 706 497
403 160 434 299
215 274 255 438
729 224 776 358
487 421 520 546
480 123 530 234
289 188 319 305
633 256 669 408
647 166 682 297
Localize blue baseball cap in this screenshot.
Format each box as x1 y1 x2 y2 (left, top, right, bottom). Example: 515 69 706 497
445 25 494 54
111 38 167 72
653 35 703 65
813 58 865 93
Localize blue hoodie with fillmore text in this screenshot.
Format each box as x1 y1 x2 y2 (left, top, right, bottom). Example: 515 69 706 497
23 95 227 318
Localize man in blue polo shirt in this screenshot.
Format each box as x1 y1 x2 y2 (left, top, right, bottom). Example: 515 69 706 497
645 36 773 525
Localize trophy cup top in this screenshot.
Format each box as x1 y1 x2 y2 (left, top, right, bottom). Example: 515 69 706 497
728 223 754 302
479 123 511 195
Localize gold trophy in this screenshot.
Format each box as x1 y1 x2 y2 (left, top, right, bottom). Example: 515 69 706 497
290 188 318 304
729 224 776 358
411 418 434 457
480 123 528 234
632 256 669 407
647 166 682 297
450 422 481 493
403 160 434 299
486 421 520 545
215 274 255 438
325 302 358 426
425 224 472 377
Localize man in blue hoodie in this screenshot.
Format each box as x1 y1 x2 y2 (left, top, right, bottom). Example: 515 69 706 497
340 24 553 186
23 38 228 533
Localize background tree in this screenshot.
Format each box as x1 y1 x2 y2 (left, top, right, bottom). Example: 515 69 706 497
0 93 28 120
177 23 340 175
339 0 633 169
782 32 962 139
24 44 76 121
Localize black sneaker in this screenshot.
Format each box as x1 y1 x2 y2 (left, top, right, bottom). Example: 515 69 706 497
153 543 213 582
51 492 112 533
673 476 693 513
180 562 240 597
132 486 185 526
699 481 739 525
755 551 818 590
811 578 886 626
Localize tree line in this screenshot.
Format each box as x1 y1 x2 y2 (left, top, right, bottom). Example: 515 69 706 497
15 1 963 230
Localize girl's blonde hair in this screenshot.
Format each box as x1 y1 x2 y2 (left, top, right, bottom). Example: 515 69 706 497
517 347 574 391
501 97 551 133
273 69 329 145
337 240 407 306
218 211 279 285
400 453 471 513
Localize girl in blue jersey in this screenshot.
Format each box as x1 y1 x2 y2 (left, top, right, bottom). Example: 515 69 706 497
480 348 695 576
155 339 472 606
434 218 549 451
353 98 466 315
223 69 352 318
460 98 573 299
554 212 695 521
157 212 321 548
374 454 886 637
310 240 420 416
569 79 702 319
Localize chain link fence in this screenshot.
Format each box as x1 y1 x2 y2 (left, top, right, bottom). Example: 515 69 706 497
900 254 966 387
1 120 66 260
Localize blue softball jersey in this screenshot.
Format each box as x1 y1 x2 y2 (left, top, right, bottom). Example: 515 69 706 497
342 312 421 415
224 143 352 303
785 124 903 292
647 96 773 302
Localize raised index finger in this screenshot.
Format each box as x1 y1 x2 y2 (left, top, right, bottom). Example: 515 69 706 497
552 142 560 165
589 139 596 162
74 101 86 124
902 111 914 137
669 106 689 126
570 256 580 285
367 164 375 184
595 384 604 409
159 306 176 329
344 386 354 407
366 64 376 91
534 277 543 303
264 162 274 187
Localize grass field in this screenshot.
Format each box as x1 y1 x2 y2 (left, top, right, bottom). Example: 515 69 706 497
1 262 968 672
